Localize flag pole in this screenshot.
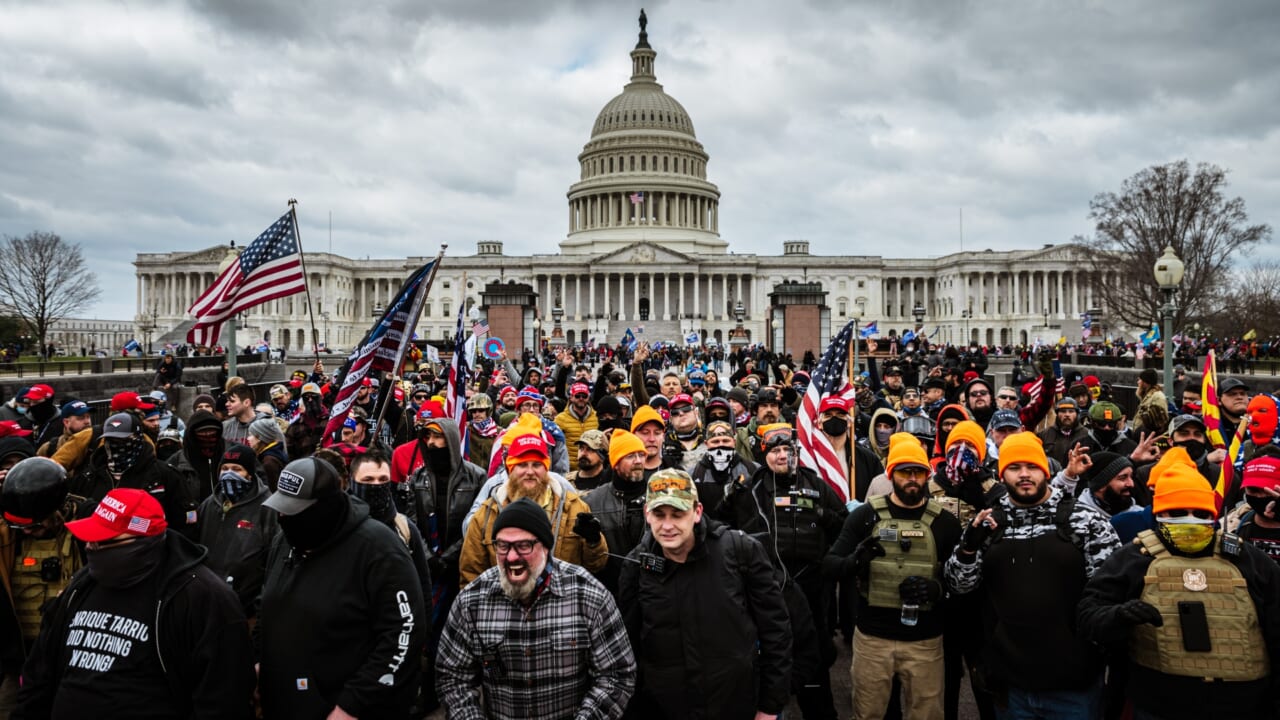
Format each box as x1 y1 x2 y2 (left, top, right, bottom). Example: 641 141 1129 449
370 246 446 443
289 199 322 365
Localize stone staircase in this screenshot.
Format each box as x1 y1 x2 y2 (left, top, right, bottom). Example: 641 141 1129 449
609 319 684 344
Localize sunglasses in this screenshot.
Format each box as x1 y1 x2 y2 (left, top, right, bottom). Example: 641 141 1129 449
997 395 1018 402
573 394 589 400
670 405 696 416
412 394 428 400
968 390 990 397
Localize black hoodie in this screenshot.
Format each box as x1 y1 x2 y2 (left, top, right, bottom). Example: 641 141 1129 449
259 498 428 720
13 532 256 719
169 410 224 504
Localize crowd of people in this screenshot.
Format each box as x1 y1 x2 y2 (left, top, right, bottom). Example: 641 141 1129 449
0 336 1279 719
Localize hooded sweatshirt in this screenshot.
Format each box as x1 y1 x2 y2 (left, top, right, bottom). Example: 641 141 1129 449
931 404 973 467
868 408 900 465
168 411 225 504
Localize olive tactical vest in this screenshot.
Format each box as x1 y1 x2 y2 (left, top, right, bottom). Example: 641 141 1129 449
863 495 942 610
1130 530 1269 681
11 529 81 641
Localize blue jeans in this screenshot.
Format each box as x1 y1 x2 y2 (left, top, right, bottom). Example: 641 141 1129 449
996 677 1102 720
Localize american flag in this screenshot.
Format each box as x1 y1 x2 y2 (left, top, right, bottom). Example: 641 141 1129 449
127 516 151 534
797 320 860 503
471 319 489 336
629 191 644 204
187 211 306 347
322 261 437 445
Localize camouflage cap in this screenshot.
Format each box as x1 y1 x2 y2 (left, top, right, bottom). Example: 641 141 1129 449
577 429 609 452
1089 401 1124 423
646 468 699 512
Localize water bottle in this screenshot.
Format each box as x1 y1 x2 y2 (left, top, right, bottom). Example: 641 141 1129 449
900 602 919 627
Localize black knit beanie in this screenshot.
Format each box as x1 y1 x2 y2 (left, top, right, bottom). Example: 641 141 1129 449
492 497 555 551
1084 451 1132 491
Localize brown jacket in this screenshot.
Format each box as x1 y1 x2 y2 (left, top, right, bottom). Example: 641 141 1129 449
459 478 608 586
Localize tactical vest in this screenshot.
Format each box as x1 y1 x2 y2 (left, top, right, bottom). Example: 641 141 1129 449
11 529 81 641
1129 530 1269 682
862 495 942 610
927 479 996 527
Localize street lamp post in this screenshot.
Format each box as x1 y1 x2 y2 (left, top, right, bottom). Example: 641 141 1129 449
1154 246 1186 401
321 311 330 350
961 309 972 345
911 302 925 346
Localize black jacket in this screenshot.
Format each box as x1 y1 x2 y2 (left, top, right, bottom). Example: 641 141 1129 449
405 418 486 582
14 532 255 719
583 479 648 595
196 476 279 618
258 498 428 720
75 440 198 541
619 520 792 719
715 465 848 580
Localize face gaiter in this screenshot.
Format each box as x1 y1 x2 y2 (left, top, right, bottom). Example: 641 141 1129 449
279 494 349 551
87 534 166 589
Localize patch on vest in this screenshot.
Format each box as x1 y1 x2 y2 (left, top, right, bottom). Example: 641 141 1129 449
1183 568 1208 592
901 530 926 538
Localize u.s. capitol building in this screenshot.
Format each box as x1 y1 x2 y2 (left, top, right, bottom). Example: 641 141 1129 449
135 17 1111 358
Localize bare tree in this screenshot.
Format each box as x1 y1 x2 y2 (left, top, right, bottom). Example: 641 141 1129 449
1078 160 1271 330
0 232 102 353
1214 260 1280 338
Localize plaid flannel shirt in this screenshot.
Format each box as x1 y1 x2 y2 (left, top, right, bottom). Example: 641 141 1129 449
436 559 636 720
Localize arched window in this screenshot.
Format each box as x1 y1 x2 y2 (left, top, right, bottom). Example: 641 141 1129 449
663 157 668 172
641 156 646 171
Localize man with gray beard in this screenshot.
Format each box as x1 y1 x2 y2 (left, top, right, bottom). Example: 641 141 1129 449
436 498 636 719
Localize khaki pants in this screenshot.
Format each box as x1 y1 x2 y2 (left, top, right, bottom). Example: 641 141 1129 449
851 627 944 720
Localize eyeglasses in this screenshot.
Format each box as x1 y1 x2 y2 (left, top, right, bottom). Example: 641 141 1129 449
968 390 990 397
468 408 488 415
494 539 538 556
997 395 1018 402
412 394 428 401
573 394 589 400
1162 509 1214 521
670 405 695 416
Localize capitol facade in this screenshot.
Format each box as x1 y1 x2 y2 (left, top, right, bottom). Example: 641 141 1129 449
135 18 1117 358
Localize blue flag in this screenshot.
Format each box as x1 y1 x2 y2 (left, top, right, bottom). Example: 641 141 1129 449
902 329 916 343
859 321 878 339
123 339 140 353
685 331 701 345
1140 323 1161 345
621 328 637 351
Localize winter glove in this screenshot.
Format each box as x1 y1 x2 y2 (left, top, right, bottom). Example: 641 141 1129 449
572 512 603 544
959 515 996 554
849 535 886 572
661 442 684 469
1115 599 1164 627
898 576 942 605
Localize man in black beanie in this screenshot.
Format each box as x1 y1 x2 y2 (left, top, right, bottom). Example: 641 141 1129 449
436 497 636 718
1060 448 1140 519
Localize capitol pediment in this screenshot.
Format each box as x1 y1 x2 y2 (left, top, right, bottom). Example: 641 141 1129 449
593 242 698 266
174 245 237 264
1022 243 1089 263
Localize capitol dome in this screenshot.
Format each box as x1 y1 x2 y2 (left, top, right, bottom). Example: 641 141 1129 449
561 11 725 255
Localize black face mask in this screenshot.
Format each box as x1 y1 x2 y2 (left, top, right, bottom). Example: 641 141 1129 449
279 494 349 551
821 417 849 437
1175 439 1207 460
426 444 453 476
597 417 625 432
220 470 255 503
303 396 323 415
1093 428 1119 447
352 482 396 523
1246 494 1275 519
87 534 166 589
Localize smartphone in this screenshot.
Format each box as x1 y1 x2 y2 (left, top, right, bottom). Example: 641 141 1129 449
1177 601 1211 652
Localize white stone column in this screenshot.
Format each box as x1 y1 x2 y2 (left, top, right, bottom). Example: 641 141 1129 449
1012 272 1020 316
575 275 582 321
589 274 596 318
693 272 701 320
679 274 686 318
603 274 611 319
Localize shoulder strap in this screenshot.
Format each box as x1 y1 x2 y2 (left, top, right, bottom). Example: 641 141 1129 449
920 498 943 525
1135 529 1169 559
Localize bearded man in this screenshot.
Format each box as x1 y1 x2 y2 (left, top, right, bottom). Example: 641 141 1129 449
458 433 607 585
436 498 636 719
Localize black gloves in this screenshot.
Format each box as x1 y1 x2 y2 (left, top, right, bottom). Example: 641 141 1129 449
960 516 996 554
898 576 942 605
1116 599 1163 627
661 442 684 469
1036 352 1054 377
849 535 886 573
572 512 603 544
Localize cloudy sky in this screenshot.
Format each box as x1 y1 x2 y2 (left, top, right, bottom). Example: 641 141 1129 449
2 0 1277 321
